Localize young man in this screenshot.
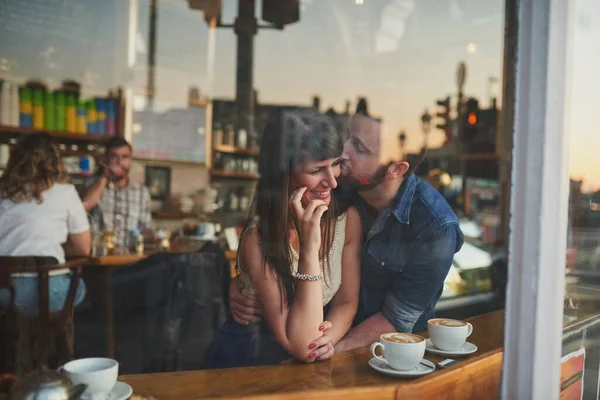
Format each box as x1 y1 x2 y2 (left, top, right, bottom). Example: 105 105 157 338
229 112 463 354
82 137 152 247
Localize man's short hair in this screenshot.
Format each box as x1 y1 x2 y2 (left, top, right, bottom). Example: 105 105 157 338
105 136 132 155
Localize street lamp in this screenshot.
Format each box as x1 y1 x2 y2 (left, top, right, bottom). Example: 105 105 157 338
398 130 407 158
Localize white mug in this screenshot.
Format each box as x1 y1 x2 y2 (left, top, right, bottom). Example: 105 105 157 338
370 332 426 371
427 318 473 351
61 358 118 399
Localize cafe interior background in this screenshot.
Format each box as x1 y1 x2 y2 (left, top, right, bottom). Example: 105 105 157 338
0 0 599 397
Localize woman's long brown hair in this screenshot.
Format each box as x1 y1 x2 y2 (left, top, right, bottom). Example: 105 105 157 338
0 133 67 203
245 110 344 307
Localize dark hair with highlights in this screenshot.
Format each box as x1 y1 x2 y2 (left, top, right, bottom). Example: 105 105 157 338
0 133 67 203
246 110 344 306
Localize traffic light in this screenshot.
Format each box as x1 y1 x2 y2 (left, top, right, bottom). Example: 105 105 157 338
463 98 480 153
435 96 452 144
188 0 222 23
262 0 300 27
467 112 477 125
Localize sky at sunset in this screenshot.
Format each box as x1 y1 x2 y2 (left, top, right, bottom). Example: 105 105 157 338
0 0 598 191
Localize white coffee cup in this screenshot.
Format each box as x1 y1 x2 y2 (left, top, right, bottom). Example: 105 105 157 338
427 318 473 351
61 358 118 399
370 332 426 371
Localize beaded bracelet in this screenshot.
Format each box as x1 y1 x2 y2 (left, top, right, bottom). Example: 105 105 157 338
293 272 324 281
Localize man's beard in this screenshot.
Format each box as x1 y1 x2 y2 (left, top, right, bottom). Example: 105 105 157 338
113 168 130 182
338 164 388 192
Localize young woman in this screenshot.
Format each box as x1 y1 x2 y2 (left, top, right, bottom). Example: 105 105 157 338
203 111 362 368
0 133 90 316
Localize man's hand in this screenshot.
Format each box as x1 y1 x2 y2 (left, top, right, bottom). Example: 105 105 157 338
334 338 350 354
230 275 262 325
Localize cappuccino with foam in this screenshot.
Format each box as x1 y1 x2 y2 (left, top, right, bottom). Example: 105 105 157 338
381 333 425 344
429 318 467 327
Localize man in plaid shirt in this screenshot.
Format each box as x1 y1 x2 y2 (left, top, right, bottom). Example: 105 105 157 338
82 137 152 248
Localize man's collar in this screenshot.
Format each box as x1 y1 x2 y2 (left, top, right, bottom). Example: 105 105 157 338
391 173 417 225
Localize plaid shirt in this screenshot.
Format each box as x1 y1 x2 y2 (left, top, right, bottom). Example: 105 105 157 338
87 178 152 247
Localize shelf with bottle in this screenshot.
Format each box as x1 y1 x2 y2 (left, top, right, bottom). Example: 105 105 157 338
210 169 259 180
214 144 259 156
217 186 252 214
0 79 123 141
211 121 261 181
0 125 112 144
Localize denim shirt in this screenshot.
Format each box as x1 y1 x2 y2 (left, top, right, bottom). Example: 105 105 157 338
354 174 464 333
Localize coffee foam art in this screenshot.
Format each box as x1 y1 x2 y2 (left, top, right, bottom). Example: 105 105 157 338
383 333 424 343
430 319 467 327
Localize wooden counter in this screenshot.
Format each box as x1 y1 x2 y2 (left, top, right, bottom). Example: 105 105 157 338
121 310 504 400
88 255 148 267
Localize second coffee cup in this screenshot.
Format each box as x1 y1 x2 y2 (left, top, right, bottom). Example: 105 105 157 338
427 318 473 351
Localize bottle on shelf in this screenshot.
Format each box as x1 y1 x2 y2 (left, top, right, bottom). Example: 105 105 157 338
54 90 66 131
129 229 144 255
230 188 240 211
86 99 97 134
213 122 223 146
237 128 247 148
76 99 87 134
19 86 33 128
240 190 250 211
96 97 106 134
224 124 234 146
213 152 224 170
33 88 45 130
0 81 9 125
44 90 55 130
65 92 77 133
10 84 19 127
106 97 116 136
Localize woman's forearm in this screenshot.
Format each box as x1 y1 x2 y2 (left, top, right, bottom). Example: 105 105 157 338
285 250 324 360
324 301 357 345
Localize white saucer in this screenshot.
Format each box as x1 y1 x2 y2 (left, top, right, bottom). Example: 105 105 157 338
82 382 133 400
425 339 478 356
368 358 436 378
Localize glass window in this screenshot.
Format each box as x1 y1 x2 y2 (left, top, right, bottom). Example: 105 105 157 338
0 0 509 396
562 0 600 398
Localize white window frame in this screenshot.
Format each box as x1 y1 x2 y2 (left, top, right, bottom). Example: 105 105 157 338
502 0 573 398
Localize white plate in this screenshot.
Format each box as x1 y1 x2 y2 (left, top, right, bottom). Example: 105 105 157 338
368 357 436 378
81 382 133 400
425 339 478 356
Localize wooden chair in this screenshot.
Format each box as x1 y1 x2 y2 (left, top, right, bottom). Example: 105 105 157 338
0 257 87 375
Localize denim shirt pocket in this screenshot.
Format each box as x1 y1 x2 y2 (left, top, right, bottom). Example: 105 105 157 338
367 227 412 273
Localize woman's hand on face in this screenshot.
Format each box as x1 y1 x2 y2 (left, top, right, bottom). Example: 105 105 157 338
290 187 328 254
308 321 335 361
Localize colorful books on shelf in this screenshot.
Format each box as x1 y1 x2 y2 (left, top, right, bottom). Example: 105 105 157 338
0 79 119 136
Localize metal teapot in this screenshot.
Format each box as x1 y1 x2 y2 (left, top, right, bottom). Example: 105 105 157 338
8 369 87 400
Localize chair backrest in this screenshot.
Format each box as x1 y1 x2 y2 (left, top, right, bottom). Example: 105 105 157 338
0 256 87 373
0 257 86 321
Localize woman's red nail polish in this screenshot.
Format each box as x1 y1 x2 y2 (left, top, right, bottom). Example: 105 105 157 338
309 353 316 358
309 343 316 349
319 325 325 331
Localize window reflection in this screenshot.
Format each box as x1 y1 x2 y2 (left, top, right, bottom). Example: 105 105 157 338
564 0 600 326
0 0 506 378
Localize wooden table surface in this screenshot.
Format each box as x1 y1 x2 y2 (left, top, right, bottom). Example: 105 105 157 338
121 310 505 400
87 255 148 267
